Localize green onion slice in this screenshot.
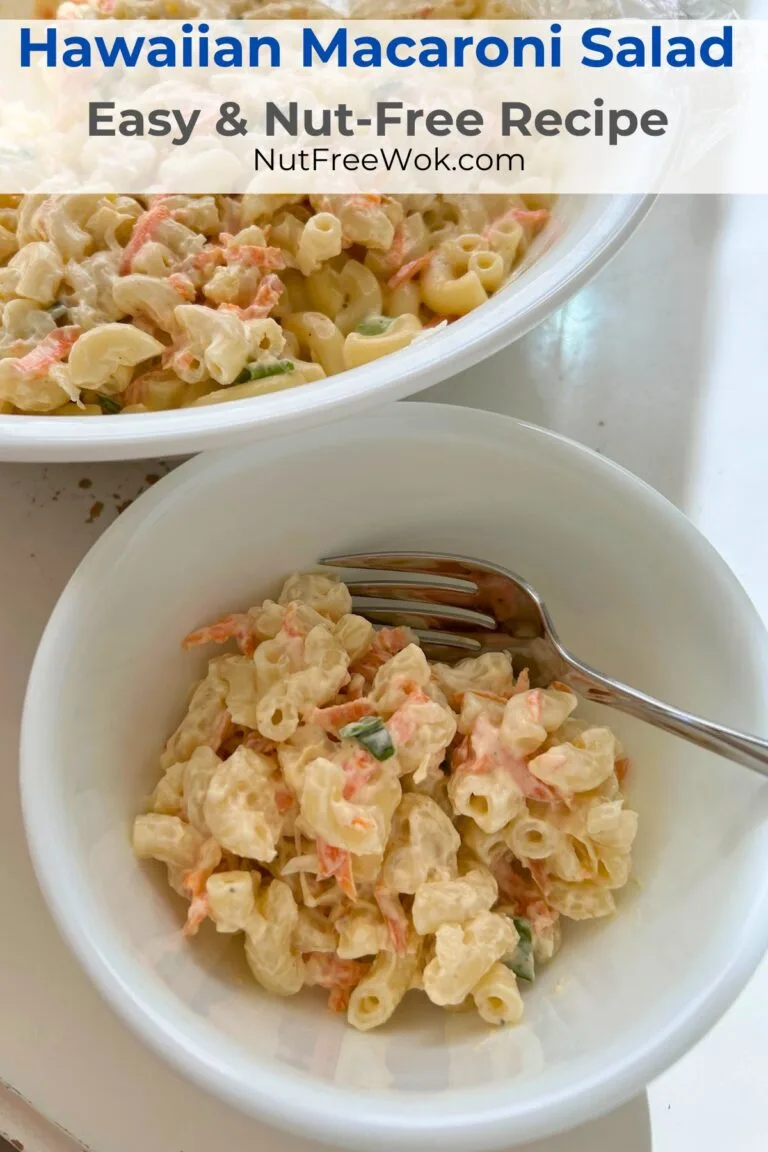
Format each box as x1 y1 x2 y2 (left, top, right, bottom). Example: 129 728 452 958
339 716 395 762
48 302 69 323
234 359 295 385
503 916 536 982
355 316 394 336
97 395 122 414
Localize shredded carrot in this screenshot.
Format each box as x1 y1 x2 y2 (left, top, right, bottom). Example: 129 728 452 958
304 952 370 1013
316 837 356 900
275 787 295 814
387 252 433 292
327 986 351 1013
120 370 154 408
350 626 414 682
182 613 259 656
341 748 379 801
167 273 197 301
491 853 546 910
16 327 81 378
615 757 631 782
185 239 285 275
376 627 414 656
484 206 550 243
386 691 430 745
381 222 406 272
344 193 383 209
223 245 286 271
511 208 550 228
374 885 409 957
313 698 376 734
527 689 544 724
305 952 369 989
450 734 472 774
163 346 194 371
350 815 376 832
281 604 309 638
219 273 284 321
527 898 560 939
181 838 222 937
502 751 558 803
175 245 226 276
455 713 560 804
119 205 171 275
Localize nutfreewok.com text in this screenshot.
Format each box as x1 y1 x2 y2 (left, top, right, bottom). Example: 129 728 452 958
253 146 527 173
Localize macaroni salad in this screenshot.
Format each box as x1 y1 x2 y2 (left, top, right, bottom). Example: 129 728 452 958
0 1 550 416
0 193 549 416
133 573 638 1031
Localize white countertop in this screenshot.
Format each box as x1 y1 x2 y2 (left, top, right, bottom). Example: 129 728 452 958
1 194 766 1152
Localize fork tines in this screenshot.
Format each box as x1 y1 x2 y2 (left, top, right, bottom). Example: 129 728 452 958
320 551 497 658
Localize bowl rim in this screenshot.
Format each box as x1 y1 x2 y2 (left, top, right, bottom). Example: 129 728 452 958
20 401 768 1150
0 194 654 462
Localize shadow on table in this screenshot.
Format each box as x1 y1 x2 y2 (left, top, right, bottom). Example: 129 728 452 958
421 195 725 511
201 1092 653 1152
239 1093 653 1152
519 1093 652 1152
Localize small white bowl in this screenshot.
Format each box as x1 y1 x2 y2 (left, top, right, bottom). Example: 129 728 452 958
21 403 768 1150
0 195 651 462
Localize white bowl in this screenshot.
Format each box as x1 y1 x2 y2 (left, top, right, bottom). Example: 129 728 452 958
21 403 768 1150
0 195 652 462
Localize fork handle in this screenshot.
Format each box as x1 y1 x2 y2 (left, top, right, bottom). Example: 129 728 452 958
562 658 768 779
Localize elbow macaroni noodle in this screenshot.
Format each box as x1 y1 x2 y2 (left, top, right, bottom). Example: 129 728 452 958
0 1 552 416
133 572 639 1031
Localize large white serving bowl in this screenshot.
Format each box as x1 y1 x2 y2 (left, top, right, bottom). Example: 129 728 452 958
21 403 768 1150
0 195 652 461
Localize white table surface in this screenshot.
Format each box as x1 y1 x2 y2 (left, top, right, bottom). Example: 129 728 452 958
1 194 766 1152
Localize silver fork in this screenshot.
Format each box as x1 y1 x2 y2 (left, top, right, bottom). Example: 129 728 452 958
321 550 768 779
